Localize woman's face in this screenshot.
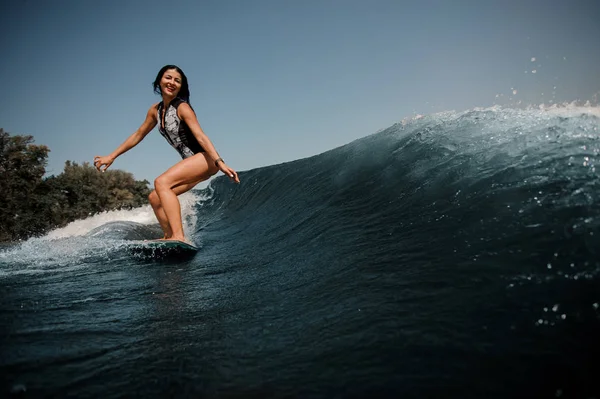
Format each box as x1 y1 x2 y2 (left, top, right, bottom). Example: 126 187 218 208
160 68 182 97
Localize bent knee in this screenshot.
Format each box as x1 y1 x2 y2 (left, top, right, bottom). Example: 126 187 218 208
148 190 160 205
154 176 172 191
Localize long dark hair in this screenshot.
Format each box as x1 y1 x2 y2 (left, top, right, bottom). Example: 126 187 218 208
152 65 191 103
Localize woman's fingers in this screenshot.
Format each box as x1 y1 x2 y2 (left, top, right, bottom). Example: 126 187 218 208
93 156 111 172
221 164 240 183
93 156 102 171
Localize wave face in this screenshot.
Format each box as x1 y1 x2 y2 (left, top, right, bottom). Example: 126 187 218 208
2 106 600 398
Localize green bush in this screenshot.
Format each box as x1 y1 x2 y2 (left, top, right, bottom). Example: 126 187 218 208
0 129 151 242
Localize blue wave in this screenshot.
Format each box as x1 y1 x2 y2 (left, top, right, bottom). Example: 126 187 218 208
2 106 600 398
200 107 600 274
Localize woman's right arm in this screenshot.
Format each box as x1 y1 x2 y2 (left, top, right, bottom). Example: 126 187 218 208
94 105 158 172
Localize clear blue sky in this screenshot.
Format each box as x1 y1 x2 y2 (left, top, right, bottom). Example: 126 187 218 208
1 0 599 183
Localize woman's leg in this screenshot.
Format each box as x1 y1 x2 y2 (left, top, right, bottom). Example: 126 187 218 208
152 153 218 241
149 181 198 239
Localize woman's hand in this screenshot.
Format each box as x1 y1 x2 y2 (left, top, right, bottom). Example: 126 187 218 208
93 155 114 172
218 162 240 183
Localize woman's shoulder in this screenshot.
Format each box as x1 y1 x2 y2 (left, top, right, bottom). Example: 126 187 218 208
173 98 195 113
171 97 189 108
145 102 161 119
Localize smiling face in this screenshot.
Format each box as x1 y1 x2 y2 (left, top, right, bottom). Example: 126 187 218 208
160 69 182 98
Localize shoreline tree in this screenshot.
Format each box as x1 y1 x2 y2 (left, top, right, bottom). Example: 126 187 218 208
0 129 151 242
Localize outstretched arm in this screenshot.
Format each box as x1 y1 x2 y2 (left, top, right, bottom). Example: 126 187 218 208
94 105 158 172
178 103 240 183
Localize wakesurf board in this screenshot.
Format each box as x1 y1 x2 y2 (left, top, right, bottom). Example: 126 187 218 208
126 240 199 259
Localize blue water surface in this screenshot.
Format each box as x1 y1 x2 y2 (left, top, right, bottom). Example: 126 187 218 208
1 106 600 398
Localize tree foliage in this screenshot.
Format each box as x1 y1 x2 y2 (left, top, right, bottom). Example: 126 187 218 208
0 129 151 242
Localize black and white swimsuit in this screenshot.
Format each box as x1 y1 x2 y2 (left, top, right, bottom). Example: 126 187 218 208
157 98 205 159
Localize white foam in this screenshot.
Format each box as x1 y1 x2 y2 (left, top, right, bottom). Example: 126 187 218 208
0 189 216 278
45 191 203 240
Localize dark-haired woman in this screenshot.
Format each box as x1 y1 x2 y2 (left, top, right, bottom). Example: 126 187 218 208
94 65 239 243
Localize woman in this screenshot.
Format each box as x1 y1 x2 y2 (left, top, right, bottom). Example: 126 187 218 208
94 65 240 244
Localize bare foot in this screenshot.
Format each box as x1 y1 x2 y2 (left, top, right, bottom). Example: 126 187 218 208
164 236 194 246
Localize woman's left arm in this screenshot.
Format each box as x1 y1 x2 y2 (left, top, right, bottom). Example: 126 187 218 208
179 103 240 183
